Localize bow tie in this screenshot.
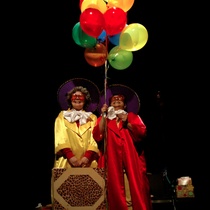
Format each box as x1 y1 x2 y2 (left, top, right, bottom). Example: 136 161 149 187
106 106 127 120
63 109 92 125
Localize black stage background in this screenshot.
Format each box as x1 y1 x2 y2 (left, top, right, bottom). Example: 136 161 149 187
18 1 207 209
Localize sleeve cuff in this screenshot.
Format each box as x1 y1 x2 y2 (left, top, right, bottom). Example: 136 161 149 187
62 148 74 159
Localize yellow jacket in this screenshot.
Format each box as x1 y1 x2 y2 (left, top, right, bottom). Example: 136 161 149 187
54 110 99 168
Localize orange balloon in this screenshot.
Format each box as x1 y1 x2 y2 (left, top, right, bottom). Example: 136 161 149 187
81 0 107 14
84 43 108 67
107 0 134 12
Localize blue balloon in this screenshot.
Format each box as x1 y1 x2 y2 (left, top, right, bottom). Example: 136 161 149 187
97 30 106 43
108 33 120 45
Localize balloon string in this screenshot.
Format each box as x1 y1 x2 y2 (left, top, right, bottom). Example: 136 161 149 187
104 61 107 103
103 35 109 210
104 34 108 99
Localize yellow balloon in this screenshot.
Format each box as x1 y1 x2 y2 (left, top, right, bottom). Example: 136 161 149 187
107 0 134 12
119 23 148 51
81 0 107 14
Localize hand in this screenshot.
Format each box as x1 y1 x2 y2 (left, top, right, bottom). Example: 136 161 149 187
68 156 80 167
117 113 128 122
79 157 90 167
101 104 108 114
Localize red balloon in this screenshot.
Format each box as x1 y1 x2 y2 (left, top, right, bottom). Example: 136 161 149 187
84 43 108 67
79 0 84 9
104 7 127 36
80 8 105 38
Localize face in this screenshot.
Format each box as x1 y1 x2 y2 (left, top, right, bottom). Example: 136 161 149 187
110 95 125 111
71 91 85 110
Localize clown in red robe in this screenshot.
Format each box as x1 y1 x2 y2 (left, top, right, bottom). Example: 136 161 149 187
93 94 152 210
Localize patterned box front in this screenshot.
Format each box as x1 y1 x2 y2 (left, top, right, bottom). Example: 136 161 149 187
52 168 106 210
176 184 195 198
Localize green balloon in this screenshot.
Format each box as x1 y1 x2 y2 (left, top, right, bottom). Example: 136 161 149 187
72 22 83 47
72 22 97 48
79 30 97 48
108 46 133 70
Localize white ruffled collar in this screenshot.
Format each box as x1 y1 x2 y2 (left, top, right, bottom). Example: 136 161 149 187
63 109 92 125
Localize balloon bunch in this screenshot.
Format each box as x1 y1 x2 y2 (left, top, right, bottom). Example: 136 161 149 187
72 0 148 70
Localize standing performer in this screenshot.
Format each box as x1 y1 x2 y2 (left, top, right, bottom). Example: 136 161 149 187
93 84 152 210
54 78 100 169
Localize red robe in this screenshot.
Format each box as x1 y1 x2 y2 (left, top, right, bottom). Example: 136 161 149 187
93 112 152 210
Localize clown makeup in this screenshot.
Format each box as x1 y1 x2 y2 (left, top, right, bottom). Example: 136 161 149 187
110 95 125 103
110 94 126 110
71 93 85 101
